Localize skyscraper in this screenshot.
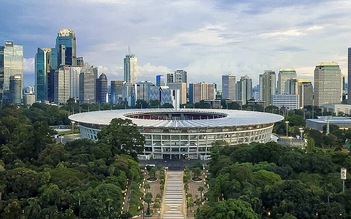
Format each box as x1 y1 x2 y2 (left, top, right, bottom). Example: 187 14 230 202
54 66 70 104
124 54 138 84
0 41 23 104
174 70 187 83
236 75 252 105
156 75 165 87
55 29 77 67
96 73 108 104
314 62 342 106
259 70 276 107
69 66 82 101
79 64 97 103
166 73 174 84
189 82 215 104
222 74 236 100
35 48 52 102
297 79 313 108
136 81 155 102
277 69 296 94
348 48 351 104
110 80 124 105
9 75 22 104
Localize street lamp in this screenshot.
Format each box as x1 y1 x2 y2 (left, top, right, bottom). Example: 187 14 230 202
285 121 289 137
299 128 304 141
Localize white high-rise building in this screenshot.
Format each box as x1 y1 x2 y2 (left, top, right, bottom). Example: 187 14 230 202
277 69 296 94
124 54 138 84
259 70 276 107
54 66 70 104
236 75 252 105
69 66 82 101
314 62 342 106
222 74 236 100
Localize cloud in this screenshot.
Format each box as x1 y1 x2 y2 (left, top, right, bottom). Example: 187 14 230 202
23 58 34 74
1 0 351 89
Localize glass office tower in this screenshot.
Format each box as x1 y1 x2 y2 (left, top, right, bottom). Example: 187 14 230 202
0 41 23 104
55 29 77 67
35 48 52 102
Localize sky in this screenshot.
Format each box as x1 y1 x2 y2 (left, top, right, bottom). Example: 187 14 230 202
1 0 351 88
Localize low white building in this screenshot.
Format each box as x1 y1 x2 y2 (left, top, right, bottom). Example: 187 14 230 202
322 103 351 116
272 94 299 110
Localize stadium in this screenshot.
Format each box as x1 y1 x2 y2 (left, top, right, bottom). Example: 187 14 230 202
68 109 284 160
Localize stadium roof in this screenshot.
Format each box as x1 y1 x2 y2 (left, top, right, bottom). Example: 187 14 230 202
69 109 283 128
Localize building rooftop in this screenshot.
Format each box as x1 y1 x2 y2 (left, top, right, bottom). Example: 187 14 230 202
317 62 339 66
69 108 284 128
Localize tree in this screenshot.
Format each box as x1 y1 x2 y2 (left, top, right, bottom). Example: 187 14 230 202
97 118 145 160
144 184 150 193
192 167 202 181
136 99 149 109
145 192 153 215
148 166 157 181
187 195 194 213
198 186 205 201
196 199 259 219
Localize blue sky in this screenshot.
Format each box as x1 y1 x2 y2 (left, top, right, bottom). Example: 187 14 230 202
1 0 350 87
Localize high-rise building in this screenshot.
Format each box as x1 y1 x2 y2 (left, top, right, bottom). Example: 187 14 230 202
237 75 252 105
35 48 52 102
189 82 215 104
0 41 23 104
277 69 296 94
166 73 174 84
123 83 137 106
284 78 298 95
54 66 70 104
110 80 124 105
136 81 155 102
222 74 236 100
9 75 22 104
156 75 165 87
259 70 276 107
167 82 187 105
69 66 82 101
314 62 342 106
79 64 97 103
55 29 77 67
96 73 108 104
174 70 187 83
297 79 313 108
348 48 351 104
124 54 138 84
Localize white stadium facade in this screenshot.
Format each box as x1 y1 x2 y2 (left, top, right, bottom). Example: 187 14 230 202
68 109 283 160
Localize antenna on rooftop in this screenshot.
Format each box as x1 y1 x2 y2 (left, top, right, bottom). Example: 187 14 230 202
128 46 131 55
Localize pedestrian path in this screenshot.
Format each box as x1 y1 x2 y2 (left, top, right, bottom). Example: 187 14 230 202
162 171 185 219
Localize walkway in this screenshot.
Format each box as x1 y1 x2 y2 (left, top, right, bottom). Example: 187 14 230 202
161 171 186 219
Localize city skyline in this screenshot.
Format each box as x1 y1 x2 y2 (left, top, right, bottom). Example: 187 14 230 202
1 0 351 87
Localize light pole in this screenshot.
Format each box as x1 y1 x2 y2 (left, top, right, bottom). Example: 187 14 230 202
299 128 304 149
285 121 289 137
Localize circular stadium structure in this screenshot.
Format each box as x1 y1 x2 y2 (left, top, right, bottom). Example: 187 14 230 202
69 109 284 160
